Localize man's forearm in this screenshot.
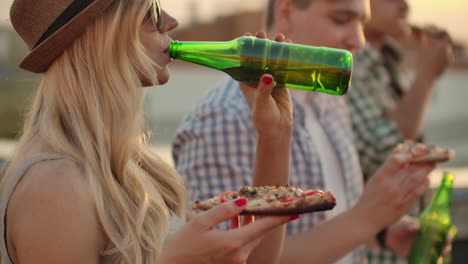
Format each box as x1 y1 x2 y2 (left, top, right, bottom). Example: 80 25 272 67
388 76 436 140
280 209 377 264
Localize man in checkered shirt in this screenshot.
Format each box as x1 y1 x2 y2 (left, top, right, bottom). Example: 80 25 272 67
348 0 453 184
172 0 438 263
347 0 453 262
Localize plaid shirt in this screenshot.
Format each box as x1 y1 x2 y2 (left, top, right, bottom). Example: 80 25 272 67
347 44 417 264
346 44 405 180
173 78 366 263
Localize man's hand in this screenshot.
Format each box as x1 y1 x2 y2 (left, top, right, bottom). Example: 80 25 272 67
386 215 455 260
386 215 419 257
412 25 453 82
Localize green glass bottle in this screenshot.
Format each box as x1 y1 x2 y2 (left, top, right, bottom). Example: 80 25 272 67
168 36 352 95
408 172 455 264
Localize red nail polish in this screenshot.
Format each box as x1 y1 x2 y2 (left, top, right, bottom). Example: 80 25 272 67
289 215 300 221
262 76 273 85
234 198 248 207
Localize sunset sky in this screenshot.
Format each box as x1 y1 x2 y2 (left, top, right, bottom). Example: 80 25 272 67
408 0 468 44
1 0 467 44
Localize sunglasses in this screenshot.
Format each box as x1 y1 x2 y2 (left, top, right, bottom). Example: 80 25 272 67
151 0 163 31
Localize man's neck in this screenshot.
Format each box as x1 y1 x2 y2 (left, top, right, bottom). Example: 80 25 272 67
364 27 385 50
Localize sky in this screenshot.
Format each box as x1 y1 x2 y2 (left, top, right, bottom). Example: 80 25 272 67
408 0 468 44
160 0 468 44
1 0 467 44
163 0 468 45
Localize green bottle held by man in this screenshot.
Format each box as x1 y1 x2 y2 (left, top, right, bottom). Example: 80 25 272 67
408 172 456 264
168 36 352 95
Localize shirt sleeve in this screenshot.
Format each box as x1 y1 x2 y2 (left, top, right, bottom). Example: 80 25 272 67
346 75 403 180
172 102 257 227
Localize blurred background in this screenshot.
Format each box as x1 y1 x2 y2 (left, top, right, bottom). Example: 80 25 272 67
0 0 467 261
0 0 467 163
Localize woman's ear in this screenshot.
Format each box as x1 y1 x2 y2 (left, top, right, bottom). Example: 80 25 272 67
274 0 295 35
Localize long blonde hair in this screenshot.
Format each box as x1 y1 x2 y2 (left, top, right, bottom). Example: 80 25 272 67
1 0 186 263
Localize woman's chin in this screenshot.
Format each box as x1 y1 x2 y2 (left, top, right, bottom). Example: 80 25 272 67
157 75 169 85
156 67 170 85
140 72 170 87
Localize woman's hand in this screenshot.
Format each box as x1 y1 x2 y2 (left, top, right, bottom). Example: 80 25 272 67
238 32 293 140
352 153 436 234
158 198 292 264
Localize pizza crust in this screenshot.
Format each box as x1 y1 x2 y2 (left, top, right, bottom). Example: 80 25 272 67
393 140 456 163
411 149 455 163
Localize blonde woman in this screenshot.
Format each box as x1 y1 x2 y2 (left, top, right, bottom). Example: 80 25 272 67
0 0 296 263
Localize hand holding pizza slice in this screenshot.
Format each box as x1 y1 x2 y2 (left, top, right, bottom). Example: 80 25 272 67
393 140 455 164
193 185 336 215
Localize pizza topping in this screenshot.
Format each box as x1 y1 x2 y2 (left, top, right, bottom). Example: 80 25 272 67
239 186 257 197
247 198 270 208
280 190 323 203
239 185 298 200
429 145 446 154
220 191 240 203
192 185 337 215
280 197 297 203
393 140 455 163
410 143 429 157
304 190 324 197
295 188 304 196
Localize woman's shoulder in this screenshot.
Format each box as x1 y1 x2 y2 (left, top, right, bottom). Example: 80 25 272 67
6 158 105 263
10 157 87 204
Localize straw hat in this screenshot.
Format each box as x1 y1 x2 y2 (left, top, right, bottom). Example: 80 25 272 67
10 0 116 73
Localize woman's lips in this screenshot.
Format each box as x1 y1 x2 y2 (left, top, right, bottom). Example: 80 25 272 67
163 45 174 61
162 50 173 62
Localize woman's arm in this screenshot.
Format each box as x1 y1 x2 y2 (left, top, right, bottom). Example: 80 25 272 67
238 32 294 264
239 73 292 264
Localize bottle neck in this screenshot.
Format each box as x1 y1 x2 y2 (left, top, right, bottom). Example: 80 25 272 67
168 41 181 58
426 173 454 212
167 39 240 70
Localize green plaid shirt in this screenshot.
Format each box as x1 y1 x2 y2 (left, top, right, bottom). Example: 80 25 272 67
347 44 419 264
347 43 405 180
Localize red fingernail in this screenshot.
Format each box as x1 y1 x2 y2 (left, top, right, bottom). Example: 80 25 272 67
234 198 248 207
289 215 300 221
262 76 273 85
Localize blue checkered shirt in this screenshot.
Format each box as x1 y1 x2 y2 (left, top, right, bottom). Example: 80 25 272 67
173 78 366 263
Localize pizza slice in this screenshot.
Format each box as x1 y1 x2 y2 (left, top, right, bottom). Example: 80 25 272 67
393 140 456 163
192 185 336 215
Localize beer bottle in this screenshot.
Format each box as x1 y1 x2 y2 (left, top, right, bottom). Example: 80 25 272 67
168 36 352 95
442 225 458 264
408 172 455 264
